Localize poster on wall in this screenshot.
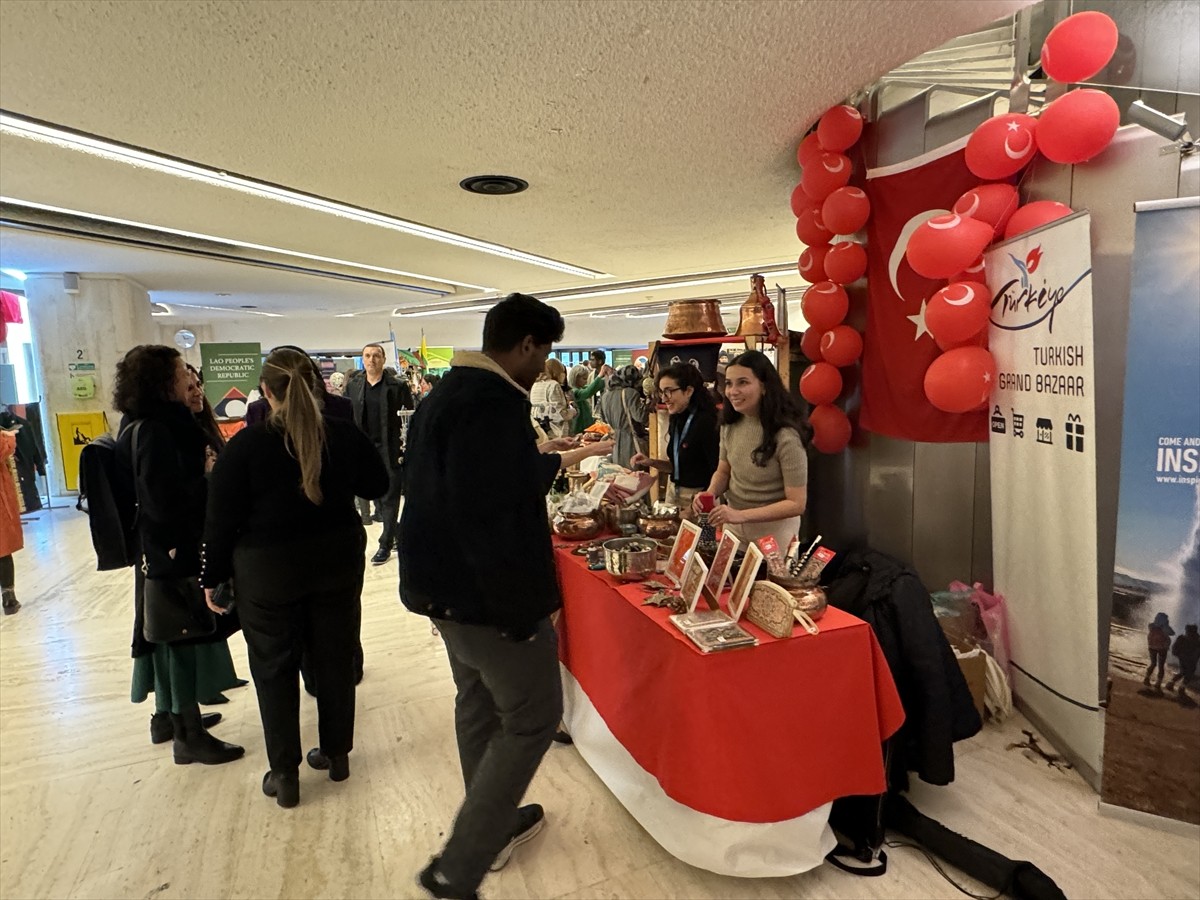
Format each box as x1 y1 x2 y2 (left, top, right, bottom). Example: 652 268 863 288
1101 197 1200 826
54 411 109 492
199 342 262 419
985 211 1101 773
422 346 454 371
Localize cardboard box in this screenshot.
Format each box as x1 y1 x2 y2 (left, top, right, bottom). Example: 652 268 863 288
955 648 987 719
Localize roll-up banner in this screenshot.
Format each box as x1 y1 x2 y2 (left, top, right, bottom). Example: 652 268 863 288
1101 197 1200 826
986 211 1101 773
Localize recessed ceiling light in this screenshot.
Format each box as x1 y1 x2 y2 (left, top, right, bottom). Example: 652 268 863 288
240 304 258 309
0 112 602 278
216 292 232 297
459 175 529 196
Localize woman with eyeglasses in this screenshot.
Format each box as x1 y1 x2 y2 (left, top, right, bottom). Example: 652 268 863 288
694 350 810 550
630 364 719 520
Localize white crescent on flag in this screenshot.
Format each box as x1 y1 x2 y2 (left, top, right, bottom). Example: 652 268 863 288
889 209 950 300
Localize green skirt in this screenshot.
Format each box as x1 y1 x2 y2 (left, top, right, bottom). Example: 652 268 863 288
131 641 240 714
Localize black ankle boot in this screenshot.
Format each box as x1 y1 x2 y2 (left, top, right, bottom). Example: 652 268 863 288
151 711 222 744
171 705 244 765
306 747 350 782
1 589 19 615
262 770 300 808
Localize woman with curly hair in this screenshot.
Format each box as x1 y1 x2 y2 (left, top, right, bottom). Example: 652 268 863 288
114 345 244 764
202 347 387 808
696 350 810 550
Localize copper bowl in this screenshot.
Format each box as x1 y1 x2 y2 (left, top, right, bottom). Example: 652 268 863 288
638 512 679 540
767 574 828 620
663 299 728 340
552 512 603 541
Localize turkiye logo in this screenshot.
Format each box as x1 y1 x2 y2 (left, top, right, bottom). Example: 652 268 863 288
213 387 248 419
992 243 1091 334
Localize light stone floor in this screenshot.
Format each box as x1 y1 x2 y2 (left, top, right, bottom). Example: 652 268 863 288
1 507 1198 900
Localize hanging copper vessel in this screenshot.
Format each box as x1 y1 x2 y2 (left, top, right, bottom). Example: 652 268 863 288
735 274 769 344
662 299 728 340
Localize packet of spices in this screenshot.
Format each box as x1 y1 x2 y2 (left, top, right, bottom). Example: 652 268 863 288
794 546 837 584
756 536 789 577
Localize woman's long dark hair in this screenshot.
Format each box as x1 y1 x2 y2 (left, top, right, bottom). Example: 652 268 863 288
186 364 226 451
722 350 810 466
656 363 717 421
112 344 182 420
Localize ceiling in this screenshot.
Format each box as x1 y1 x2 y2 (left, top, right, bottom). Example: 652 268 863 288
0 0 1034 319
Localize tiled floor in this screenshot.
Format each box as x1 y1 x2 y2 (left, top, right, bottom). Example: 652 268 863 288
1 507 1197 899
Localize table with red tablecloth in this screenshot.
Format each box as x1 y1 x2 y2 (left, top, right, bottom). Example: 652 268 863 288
554 547 905 877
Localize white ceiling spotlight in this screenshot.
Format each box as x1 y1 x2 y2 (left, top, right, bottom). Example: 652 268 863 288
0 112 608 280
0 268 27 281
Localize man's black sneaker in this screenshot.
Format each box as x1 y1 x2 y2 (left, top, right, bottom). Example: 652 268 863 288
489 804 544 872
371 547 390 566
417 858 479 900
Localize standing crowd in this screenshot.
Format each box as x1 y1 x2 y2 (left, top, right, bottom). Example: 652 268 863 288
103 292 820 899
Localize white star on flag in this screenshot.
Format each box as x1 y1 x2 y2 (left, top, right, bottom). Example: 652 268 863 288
1006 121 1021 132
907 299 932 341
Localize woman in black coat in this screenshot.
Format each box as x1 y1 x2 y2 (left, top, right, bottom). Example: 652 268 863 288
202 347 388 808
115 345 244 765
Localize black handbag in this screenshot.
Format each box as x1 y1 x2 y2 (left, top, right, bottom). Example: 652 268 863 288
143 574 216 644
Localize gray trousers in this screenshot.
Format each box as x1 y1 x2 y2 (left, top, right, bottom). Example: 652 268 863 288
435 617 562 890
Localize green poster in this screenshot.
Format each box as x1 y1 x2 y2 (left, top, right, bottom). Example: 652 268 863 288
424 346 454 371
200 342 262 419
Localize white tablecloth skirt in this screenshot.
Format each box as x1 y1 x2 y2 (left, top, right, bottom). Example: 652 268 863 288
561 665 837 877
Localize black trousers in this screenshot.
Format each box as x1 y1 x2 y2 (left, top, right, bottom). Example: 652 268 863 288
376 465 404 551
435 617 562 890
235 533 365 773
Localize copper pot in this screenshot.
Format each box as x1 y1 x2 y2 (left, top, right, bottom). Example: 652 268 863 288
735 274 768 340
663 299 728 340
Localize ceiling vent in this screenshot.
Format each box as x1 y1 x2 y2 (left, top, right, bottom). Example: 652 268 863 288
459 175 529 196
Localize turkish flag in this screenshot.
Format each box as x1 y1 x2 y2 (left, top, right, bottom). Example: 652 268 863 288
860 145 989 442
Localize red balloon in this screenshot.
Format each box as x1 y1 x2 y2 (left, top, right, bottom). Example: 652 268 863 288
949 256 988 285
821 186 871 235
953 183 1019 239
820 325 863 367
796 133 823 169
817 105 864 152
965 114 1039 180
809 404 852 454
824 241 868 284
1004 200 1074 240
801 281 850 331
790 183 816 217
798 245 830 282
926 282 992 346
800 327 826 362
906 214 994 280
802 152 852 201
795 206 834 246
936 329 989 353
1041 11 1119 83
924 347 997 414
800 362 843 405
1036 89 1119 164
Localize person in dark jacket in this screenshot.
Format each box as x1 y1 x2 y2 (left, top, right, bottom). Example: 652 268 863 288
346 343 414 566
201 348 388 808
399 294 611 900
630 363 720 520
113 345 244 764
825 547 981 789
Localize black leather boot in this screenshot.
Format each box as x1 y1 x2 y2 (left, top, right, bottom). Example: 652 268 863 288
262 770 300 808
151 711 222 744
171 705 244 765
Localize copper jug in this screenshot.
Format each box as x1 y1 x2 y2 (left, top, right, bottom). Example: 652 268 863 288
662 299 728 339
735 274 768 344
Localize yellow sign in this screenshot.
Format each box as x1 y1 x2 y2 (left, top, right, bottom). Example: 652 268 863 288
55 412 109 491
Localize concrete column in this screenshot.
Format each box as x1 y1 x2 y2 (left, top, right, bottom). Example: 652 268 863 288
25 274 158 494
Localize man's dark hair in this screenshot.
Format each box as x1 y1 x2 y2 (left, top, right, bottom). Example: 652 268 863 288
590 349 607 364
363 342 385 356
482 293 564 353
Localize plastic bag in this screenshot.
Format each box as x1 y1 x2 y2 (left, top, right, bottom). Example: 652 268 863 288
950 581 1011 678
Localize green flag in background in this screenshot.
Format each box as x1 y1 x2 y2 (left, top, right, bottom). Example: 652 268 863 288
200 342 262 419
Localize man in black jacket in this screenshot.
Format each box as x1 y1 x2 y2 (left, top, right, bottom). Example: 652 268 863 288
346 344 414 565
399 294 611 900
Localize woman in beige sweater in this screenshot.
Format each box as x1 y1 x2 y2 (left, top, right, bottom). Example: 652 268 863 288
695 350 810 550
